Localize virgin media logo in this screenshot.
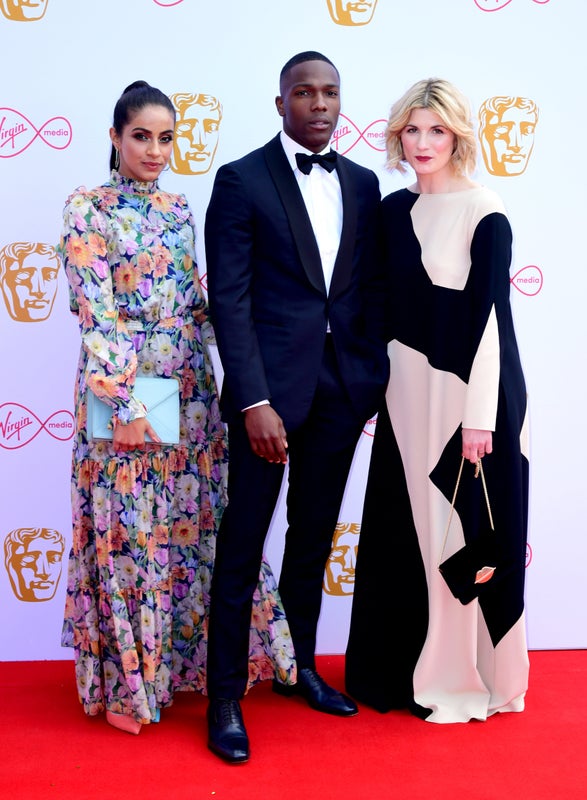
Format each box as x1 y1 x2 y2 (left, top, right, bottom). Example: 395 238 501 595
511 265 543 296
362 416 377 438
331 114 386 156
153 0 184 5
474 0 550 10
0 108 72 158
526 543 532 568
0 403 74 449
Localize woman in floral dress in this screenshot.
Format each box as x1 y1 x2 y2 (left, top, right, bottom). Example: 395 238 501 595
59 81 295 734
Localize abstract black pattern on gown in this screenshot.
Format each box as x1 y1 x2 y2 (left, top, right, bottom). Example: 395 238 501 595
346 187 529 722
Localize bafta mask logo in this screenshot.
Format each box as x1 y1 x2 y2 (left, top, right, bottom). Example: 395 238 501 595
0 242 59 322
4 527 65 602
169 93 222 175
478 96 539 177
0 0 48 21
324 522 360 596
326 0 378 26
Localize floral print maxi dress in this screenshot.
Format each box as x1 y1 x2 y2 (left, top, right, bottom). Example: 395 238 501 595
59 171 296 724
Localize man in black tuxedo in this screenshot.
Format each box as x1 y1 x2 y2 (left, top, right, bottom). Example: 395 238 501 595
204 51 389 764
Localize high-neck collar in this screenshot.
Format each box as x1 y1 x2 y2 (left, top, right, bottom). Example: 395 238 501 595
109 169 160 195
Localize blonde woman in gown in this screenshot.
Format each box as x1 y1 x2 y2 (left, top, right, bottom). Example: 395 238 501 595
346 78 529 723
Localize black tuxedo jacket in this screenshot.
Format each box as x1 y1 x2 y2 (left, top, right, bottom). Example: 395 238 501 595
205 133 389 431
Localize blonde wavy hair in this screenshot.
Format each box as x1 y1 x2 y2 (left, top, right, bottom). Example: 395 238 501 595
385 78 477 176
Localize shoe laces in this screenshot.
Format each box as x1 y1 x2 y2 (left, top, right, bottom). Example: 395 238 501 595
216 700 243 725
300 668 341 698
302 669 327 690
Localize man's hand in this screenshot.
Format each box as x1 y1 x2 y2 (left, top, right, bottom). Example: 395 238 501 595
244 405 288 464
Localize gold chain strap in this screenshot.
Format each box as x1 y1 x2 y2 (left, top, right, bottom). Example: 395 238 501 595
439 457 494 564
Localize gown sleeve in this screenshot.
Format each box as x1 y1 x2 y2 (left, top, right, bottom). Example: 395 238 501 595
462 210 513 431
58 189 146 425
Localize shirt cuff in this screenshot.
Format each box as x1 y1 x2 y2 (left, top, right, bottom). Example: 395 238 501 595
242 399 270 412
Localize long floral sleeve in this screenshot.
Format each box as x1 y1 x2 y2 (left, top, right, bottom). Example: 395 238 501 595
59 190 146 424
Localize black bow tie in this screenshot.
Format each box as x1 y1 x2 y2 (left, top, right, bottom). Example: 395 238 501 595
295 150 338 175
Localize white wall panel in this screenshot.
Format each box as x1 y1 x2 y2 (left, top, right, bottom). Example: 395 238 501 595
0 0 583 659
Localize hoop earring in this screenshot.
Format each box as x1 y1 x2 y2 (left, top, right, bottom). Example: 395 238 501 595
114 149 120 170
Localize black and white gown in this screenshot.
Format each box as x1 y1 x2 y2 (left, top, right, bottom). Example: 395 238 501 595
346 186 529 723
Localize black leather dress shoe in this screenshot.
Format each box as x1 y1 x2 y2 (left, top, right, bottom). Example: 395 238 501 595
207 698 249 764
273 668 358 717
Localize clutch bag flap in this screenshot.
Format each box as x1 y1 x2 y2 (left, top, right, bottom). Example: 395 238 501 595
87 376 180 444
437 457 497 605
438 532 498 605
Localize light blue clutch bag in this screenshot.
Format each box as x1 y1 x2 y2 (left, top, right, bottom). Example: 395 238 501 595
87 376 180 444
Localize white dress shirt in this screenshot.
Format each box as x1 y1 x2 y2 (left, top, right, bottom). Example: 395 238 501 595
280 130 343 295
243 132 343 412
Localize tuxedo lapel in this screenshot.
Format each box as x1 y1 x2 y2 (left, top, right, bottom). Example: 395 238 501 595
263 136 326 295
329 156 357 300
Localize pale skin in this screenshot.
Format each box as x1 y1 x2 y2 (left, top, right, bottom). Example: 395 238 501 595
400 107 493 464
108 103 176 453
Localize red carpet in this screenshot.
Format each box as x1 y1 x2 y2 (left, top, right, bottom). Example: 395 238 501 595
1 651 585 800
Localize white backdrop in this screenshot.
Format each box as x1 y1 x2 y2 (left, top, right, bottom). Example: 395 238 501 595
1 0 585 661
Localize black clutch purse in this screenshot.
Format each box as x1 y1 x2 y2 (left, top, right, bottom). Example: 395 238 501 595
438 457 497 605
